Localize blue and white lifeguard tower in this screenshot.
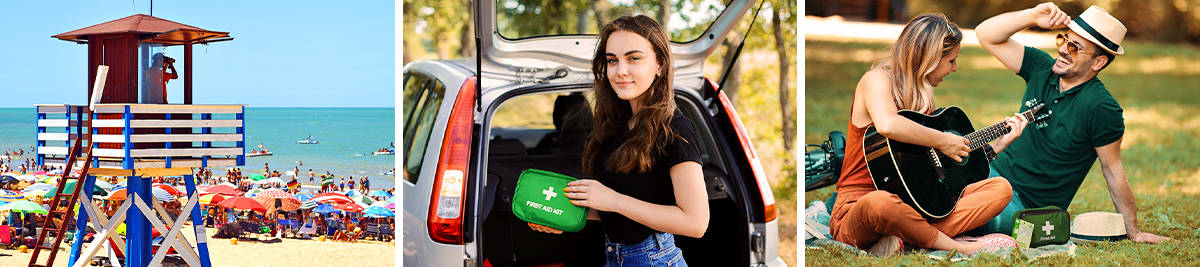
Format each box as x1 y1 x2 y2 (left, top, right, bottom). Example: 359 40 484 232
29 14 242 267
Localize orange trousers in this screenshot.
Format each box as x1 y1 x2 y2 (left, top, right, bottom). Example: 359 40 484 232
830 177 1012 249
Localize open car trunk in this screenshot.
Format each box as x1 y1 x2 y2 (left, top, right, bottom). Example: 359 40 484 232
475 86 752 266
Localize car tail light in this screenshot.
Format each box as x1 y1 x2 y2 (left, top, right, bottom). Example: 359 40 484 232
706 78 776 223
428 76 477 244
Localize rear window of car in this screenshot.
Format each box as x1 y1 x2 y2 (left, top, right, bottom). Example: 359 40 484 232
496 0 732 43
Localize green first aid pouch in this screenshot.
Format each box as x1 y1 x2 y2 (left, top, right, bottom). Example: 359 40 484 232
1012 206 1070 248
512 169 588 232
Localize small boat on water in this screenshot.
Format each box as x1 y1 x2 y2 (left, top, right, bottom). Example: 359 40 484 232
297 135 320 144
248 143 273 157
247 151 273 157
372 142 394 155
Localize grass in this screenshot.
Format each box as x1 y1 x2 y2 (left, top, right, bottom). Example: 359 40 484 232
804 40 1200 266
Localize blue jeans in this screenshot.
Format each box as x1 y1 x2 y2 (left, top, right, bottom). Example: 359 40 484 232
604 232 687 267
969 166 1027 235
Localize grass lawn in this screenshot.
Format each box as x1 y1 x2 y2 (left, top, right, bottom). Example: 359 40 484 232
804 40 1200 266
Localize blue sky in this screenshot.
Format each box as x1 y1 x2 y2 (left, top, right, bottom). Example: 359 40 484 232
0 1 394 107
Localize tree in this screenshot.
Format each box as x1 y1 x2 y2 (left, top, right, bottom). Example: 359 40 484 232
771 0 795 150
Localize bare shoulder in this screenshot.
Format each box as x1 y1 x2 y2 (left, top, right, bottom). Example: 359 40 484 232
857 68 892 92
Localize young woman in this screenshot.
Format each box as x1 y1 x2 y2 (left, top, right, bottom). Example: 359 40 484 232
529 15 708 266
830 14 1028 256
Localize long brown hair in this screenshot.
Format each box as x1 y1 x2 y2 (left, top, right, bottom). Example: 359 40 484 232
582 15 679 174
872 13 962 113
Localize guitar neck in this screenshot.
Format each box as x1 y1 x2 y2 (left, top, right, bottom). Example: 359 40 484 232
963 109 1038 150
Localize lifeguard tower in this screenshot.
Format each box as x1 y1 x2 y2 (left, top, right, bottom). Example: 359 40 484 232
30 14 241 267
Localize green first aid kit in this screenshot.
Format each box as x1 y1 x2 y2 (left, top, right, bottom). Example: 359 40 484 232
512 169 588 232
1012 206 1070 248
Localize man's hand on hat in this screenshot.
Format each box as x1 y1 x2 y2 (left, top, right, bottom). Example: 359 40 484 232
1032 2 1070 30
1130 230 1170 244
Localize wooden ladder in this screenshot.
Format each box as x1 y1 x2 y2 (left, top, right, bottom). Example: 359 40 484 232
28 134 95 267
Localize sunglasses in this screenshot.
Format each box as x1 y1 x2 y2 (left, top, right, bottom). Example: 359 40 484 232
1056 33 1097 57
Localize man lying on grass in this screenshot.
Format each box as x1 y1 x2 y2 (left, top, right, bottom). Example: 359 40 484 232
973 2 1169 244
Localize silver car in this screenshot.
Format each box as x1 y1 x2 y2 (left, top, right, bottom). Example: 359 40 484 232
403 0 785 266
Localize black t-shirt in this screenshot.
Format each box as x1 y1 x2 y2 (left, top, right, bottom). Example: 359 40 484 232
591 110 702 245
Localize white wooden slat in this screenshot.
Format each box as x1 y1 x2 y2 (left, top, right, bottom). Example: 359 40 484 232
129 133 243 142
129 147 243 157
92 148 126 158
92 105 126 114
91 119 126 127
128 119 242 128
37 146 68 155
38 119 69 127
72 200 131 267
91 134 125 143
128 104 243 114
37 105 68 113
131 158 237 169
37 133 69 141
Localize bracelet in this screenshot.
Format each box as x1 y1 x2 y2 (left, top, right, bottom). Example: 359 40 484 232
984 145 999 161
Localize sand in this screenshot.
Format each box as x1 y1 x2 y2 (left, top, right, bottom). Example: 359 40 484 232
0 227 395 267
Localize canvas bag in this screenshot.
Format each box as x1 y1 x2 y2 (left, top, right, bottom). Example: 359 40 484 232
1012 206 1071 248
512 168 588 232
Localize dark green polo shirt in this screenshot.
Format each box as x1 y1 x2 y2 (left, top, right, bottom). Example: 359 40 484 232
992 46 1125 210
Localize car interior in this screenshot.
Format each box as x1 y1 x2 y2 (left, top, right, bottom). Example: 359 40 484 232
479 90 751 266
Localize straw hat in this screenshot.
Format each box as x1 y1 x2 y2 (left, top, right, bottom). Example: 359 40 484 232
1067 6 1126 55
1070 211 1129 243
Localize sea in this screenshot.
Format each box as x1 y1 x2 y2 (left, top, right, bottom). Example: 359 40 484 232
0 107 396 189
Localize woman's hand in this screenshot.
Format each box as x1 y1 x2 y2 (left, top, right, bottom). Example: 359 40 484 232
564 179 626 212
527 222 563 234
992 113 1030 153
936 132 971 162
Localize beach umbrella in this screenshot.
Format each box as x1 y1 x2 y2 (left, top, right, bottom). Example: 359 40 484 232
25 190 49 199
386 202 395 209
14 175 38 182
333 203 364 213
0 191 26 204
93 180 117 190
245 188 265 197
363 206 394 218
344 190 360 197
310 193 353 204
198 193 228 205
106 187 176 202
258 177 284 185
299 200 320 210
152 184 184 196
216 196 267 212
0 200 48 214
349 195 375 205
40 176 58 184
248 173 267 181
255 189 296 199
204 184 243 196
33 171 47 176
250 193 300 212
368 190 391 198
23 183 56 192
295 194 314 202
386 196 395 203
46 181 109 198
0 176 16 184
311 204 340 214
369 201 390 209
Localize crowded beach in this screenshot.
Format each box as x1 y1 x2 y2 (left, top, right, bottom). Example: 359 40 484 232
0 149 396 266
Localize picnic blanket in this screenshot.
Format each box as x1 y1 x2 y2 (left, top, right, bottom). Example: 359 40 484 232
804 198 1077 263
